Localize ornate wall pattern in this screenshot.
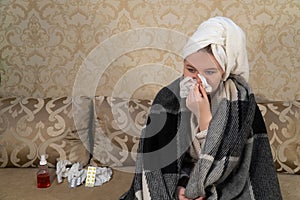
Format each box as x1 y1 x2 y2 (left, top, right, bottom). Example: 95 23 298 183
0 0 299 101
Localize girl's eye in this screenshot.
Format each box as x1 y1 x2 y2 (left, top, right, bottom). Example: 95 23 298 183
205 70 217 75
187 67 197 73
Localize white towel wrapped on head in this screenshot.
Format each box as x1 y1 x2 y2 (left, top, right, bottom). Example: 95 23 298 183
182 16 249 82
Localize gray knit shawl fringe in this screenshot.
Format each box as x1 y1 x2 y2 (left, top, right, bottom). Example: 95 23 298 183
120 76 282 200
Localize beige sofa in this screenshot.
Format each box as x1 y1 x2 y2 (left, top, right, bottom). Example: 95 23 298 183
0 96 299 200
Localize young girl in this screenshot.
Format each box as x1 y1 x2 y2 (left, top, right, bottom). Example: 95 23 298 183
120 16 282 200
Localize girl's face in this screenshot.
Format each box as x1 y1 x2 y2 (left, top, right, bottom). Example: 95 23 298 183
183 51 224 93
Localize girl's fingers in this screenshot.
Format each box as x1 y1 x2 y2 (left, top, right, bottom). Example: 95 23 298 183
195 197 206 200
177 187 192 200
198 83 208 99
194 84 204 99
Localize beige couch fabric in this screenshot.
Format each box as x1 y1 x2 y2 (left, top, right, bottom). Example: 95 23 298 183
91 97 300 175
0 168 300 200
0 168 133 200
91 96 152 168
0 96 92 168
0 96 299 199
258 101 300 174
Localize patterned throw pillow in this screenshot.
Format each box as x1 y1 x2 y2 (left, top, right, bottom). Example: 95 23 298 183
0 96 92 168
91 96 152 168
258 101 300 174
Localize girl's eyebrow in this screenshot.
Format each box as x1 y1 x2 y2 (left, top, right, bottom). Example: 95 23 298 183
205 68 219 71
186 64 197 68
186 63 218 71
185 63 200 70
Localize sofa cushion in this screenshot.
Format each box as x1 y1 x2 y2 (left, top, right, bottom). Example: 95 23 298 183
0 168 134 200
258 101 300 174
0 168 299 200
0 96 92 168
91 96 152 168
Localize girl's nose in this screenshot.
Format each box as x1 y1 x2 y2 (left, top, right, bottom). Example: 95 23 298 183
195 73 203 84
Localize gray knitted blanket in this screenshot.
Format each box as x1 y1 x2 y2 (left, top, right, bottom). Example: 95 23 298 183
120 76 282 200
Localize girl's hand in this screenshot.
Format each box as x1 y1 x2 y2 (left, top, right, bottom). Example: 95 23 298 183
194 197 206 200
177 186 206 200
177 187 192 200
186 83 212 131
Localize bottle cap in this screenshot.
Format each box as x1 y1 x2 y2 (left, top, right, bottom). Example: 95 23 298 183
40 155 47 165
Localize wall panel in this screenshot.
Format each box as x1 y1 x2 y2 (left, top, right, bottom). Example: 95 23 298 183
0 0 299 101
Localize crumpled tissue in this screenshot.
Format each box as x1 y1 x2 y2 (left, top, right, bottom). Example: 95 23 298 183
180 75 212 98
198 74 212 93
56 160 112 188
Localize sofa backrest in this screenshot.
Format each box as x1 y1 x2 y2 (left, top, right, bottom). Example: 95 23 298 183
1 96 299 175
258 101 300 174
92 98 300 175
90 96 152 169
0 96 92 168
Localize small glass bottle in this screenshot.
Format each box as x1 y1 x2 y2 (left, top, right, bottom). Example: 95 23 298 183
37 155 50 188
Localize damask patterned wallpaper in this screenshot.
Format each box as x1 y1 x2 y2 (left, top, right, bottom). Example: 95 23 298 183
0 0 299 101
